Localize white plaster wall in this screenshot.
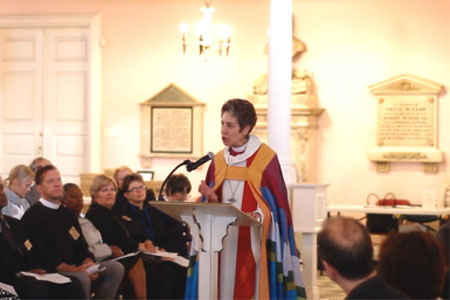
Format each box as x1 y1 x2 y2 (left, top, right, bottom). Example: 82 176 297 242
1 0 449 203
294 0 450 204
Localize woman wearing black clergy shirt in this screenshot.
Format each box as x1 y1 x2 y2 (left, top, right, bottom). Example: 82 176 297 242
122 173 191 257
86 175 182 299
0 183 85 299
112 166 156 213
120 173 188 299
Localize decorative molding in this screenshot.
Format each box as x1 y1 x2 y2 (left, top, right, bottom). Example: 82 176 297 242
389 81 421 92
376 162 390 172
250 100 323 183
382 152 427 160
369 74 444 95
423 163 438 174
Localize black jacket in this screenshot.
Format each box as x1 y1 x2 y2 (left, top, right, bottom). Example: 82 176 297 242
0 215 42 283
346 275 409 299
118 202 191 256
86 203 144 253
21 203 94 272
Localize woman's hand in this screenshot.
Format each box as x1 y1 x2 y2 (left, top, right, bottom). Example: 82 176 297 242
79 260 99 282
110 245 123 258
144 240 156 253
26 269 46 275
199 180 218 203
248 211 262 222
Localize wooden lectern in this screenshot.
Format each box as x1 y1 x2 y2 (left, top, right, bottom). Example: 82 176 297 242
149 202 261 299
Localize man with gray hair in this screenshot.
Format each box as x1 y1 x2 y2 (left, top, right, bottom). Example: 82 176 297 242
25 157 50 206
317 217 407 299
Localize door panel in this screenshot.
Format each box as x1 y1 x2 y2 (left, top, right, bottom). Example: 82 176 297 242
43 28 89 184
0 29 43 176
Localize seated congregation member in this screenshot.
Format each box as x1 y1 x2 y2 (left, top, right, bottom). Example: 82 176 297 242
113 166 155 212
21 165 124 299
123 173 191 258
121 173 188 299
0 182 85 299
2 165 33 219
164 174 192 202
87 175 184 299
25 157 51 206
62 183 147 300
436 221 449 300
158 174 192 257
317 217 408 299
62 183 119 261
378 230 446 299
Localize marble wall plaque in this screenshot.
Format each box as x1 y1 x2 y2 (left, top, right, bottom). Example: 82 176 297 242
151 106 192 153
378 97 434 147
367 74 445 172
140 83 205 165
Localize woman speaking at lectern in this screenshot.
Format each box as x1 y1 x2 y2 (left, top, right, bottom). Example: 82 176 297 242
185 99 306 300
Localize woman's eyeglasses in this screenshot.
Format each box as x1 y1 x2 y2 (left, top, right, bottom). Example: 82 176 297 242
128 185 146 193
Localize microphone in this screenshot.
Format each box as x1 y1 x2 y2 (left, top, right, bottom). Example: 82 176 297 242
186 152 214 172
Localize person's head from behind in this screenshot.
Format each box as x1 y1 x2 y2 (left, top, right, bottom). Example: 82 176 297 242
90 175 117 209
221 99 257 148
35 165 63 202
378 231 446 299
29 157 51 173
436 222 449 268
123 173 147 207
7 164 35 198
317 217 374 282
61 183 84 217
165 174 191 202
113 166 133 191
0 183 7 210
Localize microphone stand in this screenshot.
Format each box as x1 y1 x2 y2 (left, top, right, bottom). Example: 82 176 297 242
157 160 191 201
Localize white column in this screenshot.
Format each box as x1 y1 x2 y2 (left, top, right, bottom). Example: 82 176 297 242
267 0 297 184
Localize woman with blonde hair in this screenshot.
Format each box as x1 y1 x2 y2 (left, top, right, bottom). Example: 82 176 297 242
87 174 181 299
2 164 34 219
85 175 147 299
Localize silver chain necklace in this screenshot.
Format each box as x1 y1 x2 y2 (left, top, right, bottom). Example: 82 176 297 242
226 180 242 203
226 143 247 203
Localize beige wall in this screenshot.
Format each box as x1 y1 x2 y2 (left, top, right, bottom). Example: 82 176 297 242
296 0 450 205
2 0 449 204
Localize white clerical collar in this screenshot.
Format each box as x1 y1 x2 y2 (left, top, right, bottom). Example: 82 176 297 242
39 198 60 209
231 142 248 153
225 135 261 165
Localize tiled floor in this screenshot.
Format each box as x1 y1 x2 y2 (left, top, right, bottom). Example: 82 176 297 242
317 273 346 300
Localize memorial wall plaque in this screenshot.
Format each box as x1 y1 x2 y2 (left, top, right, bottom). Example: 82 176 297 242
367 74 445 173
151 106 193 153
140 83 205 166
378 97 434 147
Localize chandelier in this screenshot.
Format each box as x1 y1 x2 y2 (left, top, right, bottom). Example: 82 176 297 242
179 0 232 59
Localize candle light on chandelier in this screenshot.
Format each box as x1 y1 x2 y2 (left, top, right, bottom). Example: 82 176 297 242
179 0 232 59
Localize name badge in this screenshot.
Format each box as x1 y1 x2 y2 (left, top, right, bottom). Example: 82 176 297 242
24 239 32 250
122 215 132 222
69 226 80 240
